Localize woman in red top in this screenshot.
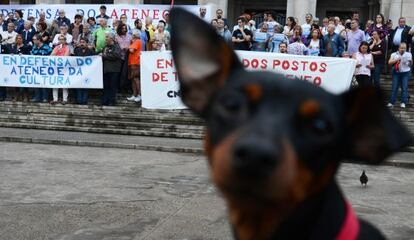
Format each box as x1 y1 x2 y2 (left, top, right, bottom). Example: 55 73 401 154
126 32 143 103
50 35 70 105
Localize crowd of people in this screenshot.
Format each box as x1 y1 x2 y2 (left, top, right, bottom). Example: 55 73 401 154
211 10 413 108
0 5 412 108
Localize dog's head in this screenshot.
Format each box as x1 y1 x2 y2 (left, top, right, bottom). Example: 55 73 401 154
170 8 412 238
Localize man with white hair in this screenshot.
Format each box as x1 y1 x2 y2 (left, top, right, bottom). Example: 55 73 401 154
21 20 35 45
1 22 17 45
56 9 70 27
93 18 111 53
323 23 344 57
334 16 345 34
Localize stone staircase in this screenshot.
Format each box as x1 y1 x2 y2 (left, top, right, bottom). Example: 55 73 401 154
0 75 413 153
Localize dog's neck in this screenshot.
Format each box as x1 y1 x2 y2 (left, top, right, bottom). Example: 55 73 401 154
230 181 352 240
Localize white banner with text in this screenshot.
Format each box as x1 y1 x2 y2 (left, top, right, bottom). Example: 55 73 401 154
0 54 103 89
0 4 212 26
141 51 357 109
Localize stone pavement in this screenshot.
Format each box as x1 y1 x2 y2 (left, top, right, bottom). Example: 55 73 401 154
0 127 203 154
0 142 413 240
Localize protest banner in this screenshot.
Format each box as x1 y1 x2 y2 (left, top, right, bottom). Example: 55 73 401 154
0 54 103 89
141 51 186 109
140 51 357 110
0 4 212 26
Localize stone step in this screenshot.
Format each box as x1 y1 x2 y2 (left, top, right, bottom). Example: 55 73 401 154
0 127 203 154
0 122 204 139
0 114 204 133
0 108 203 125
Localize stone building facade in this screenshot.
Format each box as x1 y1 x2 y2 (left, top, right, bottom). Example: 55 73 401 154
3 0 414 26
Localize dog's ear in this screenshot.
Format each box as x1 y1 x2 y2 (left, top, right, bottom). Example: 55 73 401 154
342 87 413 164
170 8 243 116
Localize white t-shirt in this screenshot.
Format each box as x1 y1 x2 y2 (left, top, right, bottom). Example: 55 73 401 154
52 33 73 46
301 23 312 37
334 24 345 34
266 20 279 34
308 39 320 56
355 52 373 76
390 51 413 73
1 31 17 45
283 26 293 36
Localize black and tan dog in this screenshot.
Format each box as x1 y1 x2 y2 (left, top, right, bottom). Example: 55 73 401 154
170 9 412 240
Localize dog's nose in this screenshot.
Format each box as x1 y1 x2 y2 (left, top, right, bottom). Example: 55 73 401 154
233 140 277 176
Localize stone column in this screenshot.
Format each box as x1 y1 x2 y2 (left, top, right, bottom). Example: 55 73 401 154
198 0 228 18
388 0 402 26
286 0 317 24
114 0 144 3
401 0 414 25
35 0 65 3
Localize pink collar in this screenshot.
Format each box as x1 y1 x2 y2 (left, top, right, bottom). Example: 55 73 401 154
336 202 360 240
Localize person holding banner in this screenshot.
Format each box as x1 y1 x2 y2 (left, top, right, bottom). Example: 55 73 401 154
307 28 325 56
31 34 53 103
10 34 31 101
74 37 95 105
50 35 70 105
101 33 122 106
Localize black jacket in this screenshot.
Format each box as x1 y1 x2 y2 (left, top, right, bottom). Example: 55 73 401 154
389 25 412 47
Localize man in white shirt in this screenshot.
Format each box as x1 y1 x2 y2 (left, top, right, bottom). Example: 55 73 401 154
301 13 313 38
388 42 413 108
1 22 17 45
52 24 73 46
334 16 345 34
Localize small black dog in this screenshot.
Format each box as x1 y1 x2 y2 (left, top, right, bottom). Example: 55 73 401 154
170 8 412 240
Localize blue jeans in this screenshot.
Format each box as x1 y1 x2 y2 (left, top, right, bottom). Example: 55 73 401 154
33 88 49 102
372 64 383 88
390 71 411 105
0 87 6 100
75 89 88 104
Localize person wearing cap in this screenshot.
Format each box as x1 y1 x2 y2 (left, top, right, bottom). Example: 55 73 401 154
56 9 70 27
96 5 110 21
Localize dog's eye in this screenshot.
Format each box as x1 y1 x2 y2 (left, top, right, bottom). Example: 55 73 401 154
310 117 333 135
222 98 242 113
